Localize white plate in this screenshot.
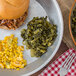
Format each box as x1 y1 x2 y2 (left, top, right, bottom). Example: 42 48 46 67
0 0 48 64
0 0 63 76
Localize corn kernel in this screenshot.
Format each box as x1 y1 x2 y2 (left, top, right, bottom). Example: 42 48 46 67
0 34 27 70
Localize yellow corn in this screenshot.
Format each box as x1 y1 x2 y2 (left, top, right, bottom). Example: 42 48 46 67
0 34 27 70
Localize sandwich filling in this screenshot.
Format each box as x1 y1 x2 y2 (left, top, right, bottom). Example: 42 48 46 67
0 11 28 30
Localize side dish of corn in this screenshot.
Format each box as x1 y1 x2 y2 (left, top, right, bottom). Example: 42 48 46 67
0 34 27 70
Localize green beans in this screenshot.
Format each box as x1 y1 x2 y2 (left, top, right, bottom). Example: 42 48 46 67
71 7 76 40
21 17 57 57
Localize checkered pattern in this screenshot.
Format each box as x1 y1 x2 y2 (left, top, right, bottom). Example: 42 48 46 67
39 48 76 76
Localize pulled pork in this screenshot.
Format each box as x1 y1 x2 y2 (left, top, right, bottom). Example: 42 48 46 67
0 12 27 30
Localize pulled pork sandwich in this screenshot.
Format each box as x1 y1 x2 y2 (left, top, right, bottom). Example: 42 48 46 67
0 0 29 30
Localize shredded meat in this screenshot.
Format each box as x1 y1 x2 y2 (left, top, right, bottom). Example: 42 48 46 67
0 12 27 30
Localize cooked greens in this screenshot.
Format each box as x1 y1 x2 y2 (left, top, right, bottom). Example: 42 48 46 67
21 17 57 57
71 7 76 40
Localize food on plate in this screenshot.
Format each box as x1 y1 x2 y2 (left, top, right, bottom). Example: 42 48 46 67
21 17 57 57
0 34 27 70
71 7 76 40
0 0 29 30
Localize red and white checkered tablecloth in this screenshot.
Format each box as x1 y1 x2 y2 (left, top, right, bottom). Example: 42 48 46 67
39 48 76 76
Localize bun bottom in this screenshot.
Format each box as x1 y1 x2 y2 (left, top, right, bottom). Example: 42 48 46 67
0 11 28 30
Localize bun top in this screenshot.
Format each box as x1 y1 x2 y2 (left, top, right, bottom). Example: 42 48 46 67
0 0 29 19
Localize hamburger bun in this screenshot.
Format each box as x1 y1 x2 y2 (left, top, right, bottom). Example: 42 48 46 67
0 0 29 19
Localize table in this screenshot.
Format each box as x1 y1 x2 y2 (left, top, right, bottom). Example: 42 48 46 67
31 41 69 76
